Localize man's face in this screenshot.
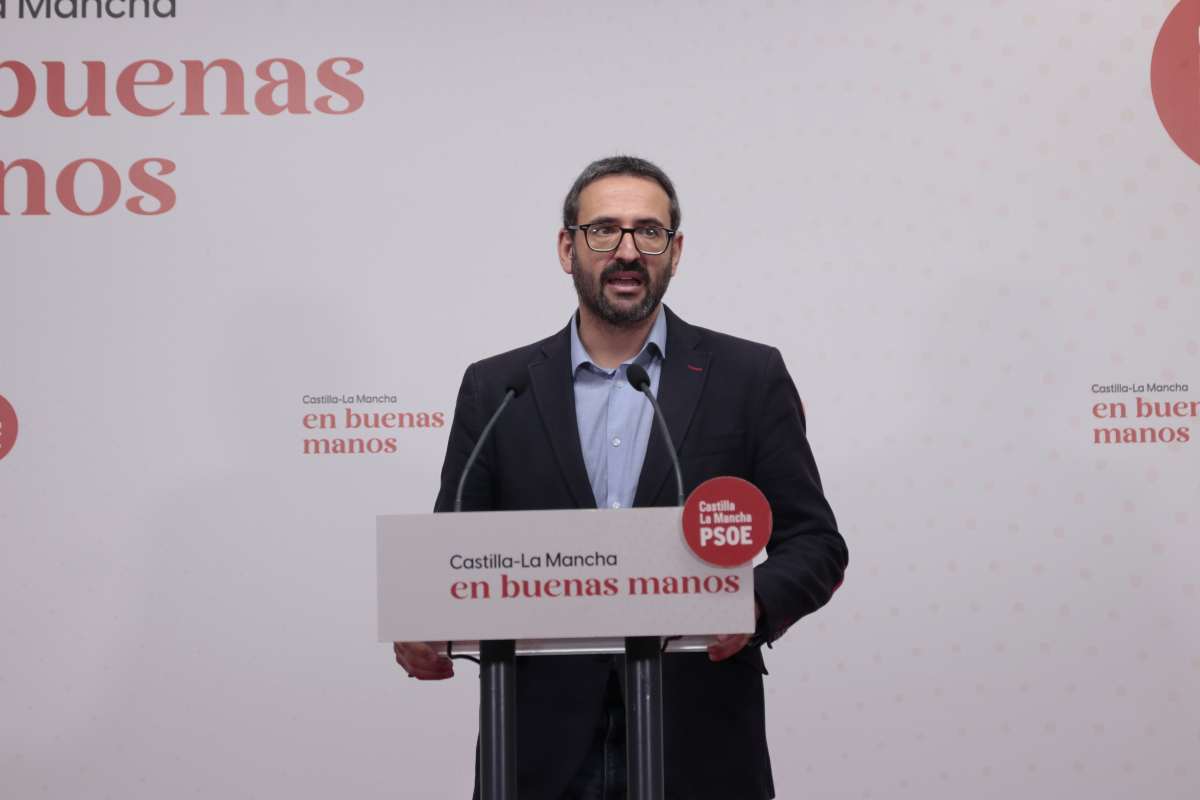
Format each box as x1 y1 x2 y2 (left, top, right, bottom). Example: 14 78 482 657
558 175 683 327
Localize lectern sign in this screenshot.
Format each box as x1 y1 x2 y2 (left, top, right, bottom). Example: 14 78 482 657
377 503 759 643
681 476 771 568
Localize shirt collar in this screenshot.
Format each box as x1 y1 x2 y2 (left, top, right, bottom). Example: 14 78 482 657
570 306 667 374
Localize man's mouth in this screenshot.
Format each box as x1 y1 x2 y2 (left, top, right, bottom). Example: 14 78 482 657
605 270 645 291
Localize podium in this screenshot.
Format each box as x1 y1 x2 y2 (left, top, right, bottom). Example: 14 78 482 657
378 506 759 800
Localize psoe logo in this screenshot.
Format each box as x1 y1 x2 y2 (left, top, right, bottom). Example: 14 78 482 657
0 393 18 461
1152 0 1200 166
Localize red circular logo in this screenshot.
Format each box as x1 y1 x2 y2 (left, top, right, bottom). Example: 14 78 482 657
0 394 18 461
1152 0 1200 166
681 476 771 568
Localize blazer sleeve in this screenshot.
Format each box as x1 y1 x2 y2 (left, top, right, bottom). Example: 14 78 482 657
750 347 848 644
433 362 495 513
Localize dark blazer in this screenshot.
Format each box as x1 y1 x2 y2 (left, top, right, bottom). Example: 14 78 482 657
434 306 847 800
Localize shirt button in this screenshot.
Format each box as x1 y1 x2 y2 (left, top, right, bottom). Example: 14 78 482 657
611 501 621 509
611 436 621 447
616 380 625 388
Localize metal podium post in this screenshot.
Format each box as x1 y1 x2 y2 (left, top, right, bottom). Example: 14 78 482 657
479 639 517 800
625 635 665 800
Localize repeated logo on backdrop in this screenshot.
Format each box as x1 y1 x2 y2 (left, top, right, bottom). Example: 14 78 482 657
1151 0 1200 166
0 44 364 217
0 1 176 19
0 393 18 461
300 394 444 456
1089 382 1196 445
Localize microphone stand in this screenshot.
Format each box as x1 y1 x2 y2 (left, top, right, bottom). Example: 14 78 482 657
625 363 683 800
456 388 518 800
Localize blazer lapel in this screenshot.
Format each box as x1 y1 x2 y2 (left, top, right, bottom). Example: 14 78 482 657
528 323 598 509
633 307 709 507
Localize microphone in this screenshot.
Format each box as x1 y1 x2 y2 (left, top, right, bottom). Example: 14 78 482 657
626 363 685 507
454 373 527 513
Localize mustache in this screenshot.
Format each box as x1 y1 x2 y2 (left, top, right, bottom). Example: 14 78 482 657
600 261 649 282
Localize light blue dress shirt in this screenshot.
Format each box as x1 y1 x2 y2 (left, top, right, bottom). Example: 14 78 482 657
569 309 667 510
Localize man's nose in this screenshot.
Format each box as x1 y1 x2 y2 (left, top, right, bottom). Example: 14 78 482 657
614 229 641 261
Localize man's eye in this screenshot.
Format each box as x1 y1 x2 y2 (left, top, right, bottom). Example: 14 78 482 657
592 225 619 236
638 227 663 238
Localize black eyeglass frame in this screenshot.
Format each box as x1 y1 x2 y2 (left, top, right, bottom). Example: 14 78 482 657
566 223 678 256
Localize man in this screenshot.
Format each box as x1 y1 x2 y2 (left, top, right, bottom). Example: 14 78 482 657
395 156 847 799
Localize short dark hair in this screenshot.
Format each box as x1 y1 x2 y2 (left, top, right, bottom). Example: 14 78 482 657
562 155 681 230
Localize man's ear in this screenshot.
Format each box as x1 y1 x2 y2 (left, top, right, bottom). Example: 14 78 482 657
669 231 684 277
558 228 575 275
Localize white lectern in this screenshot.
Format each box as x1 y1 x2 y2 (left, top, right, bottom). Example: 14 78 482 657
378 507 757 800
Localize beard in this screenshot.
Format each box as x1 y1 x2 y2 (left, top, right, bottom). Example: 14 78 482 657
571 252 672 328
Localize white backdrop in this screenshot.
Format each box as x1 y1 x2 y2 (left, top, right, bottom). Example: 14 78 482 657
2 1 1198 798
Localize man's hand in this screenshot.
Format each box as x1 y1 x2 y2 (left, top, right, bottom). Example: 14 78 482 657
707 633 752 662
707 600 762 662
393 642 455 680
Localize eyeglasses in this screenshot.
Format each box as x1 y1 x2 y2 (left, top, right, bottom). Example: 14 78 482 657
567 223 677 256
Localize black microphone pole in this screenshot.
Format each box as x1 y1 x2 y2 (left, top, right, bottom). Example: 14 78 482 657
455 380 524 800
624 362 684 800
454 387 517 513
627 364 685 507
